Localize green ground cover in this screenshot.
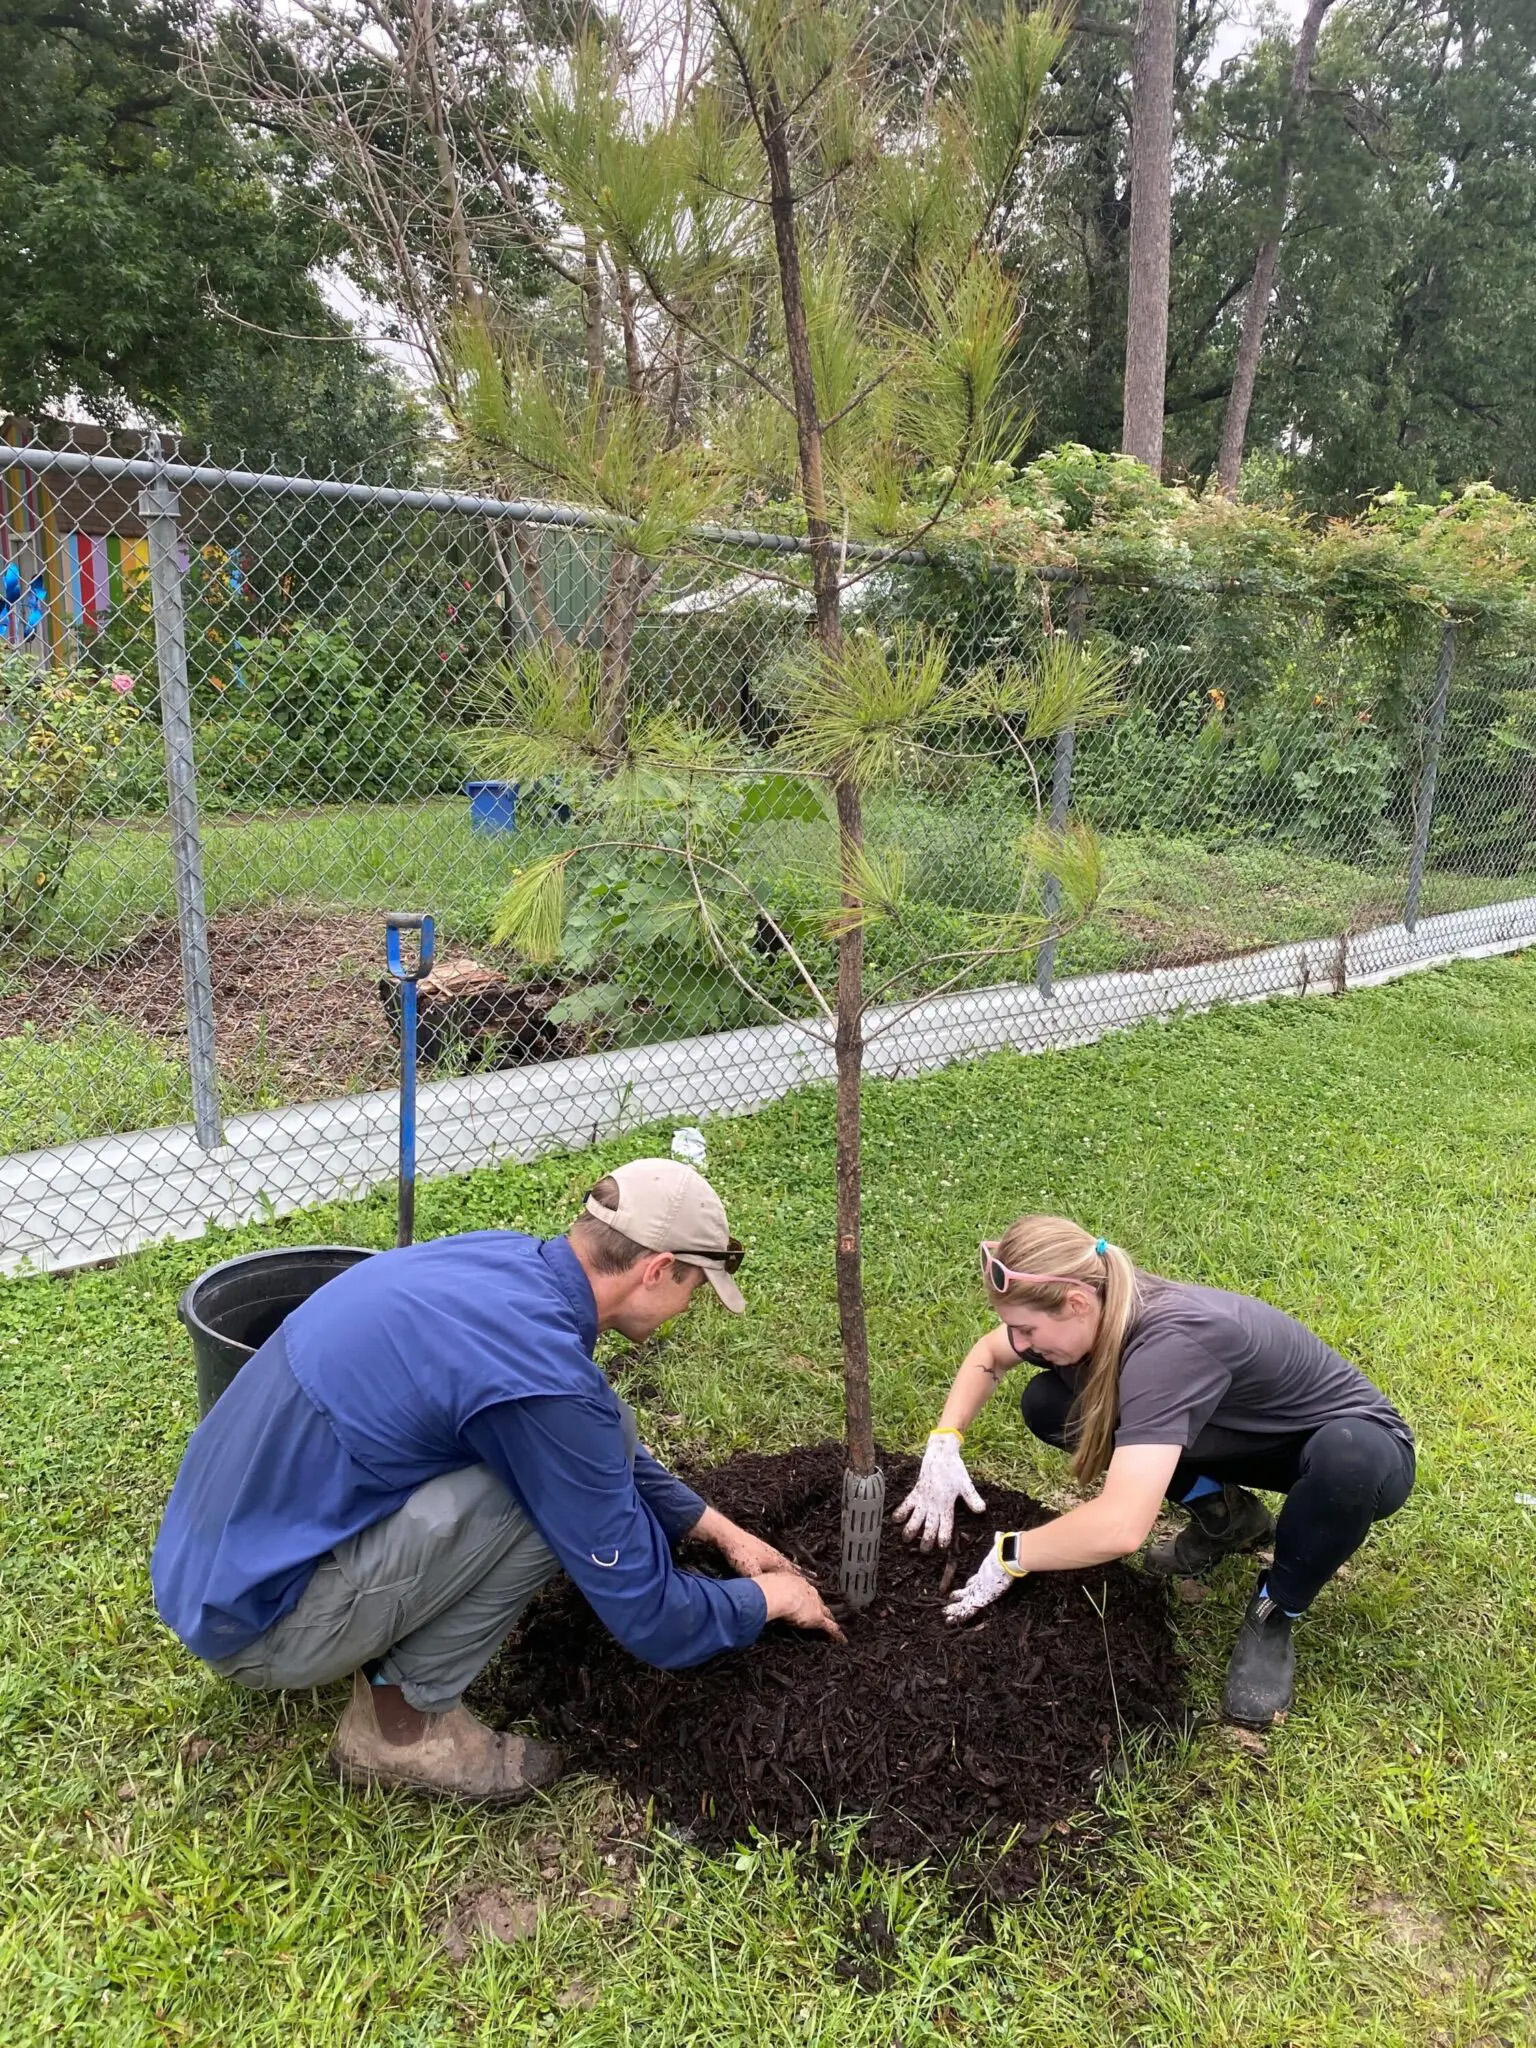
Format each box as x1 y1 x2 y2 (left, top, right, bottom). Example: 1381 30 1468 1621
4 791 1532 1153
2 956 1535 2043
18 798 1531 970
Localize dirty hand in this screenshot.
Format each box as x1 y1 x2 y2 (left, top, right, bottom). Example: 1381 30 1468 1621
714 1525 804 1579
689 1505 804 1579
893 1431 986 1551
757 1571 846 1643
943 1534 1027 1624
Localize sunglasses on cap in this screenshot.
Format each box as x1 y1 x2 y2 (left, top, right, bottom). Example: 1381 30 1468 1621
669 1237 746 1273
979 1239 1105 1294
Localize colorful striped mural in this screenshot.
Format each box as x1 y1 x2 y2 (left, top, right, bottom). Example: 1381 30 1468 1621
1 448 151 650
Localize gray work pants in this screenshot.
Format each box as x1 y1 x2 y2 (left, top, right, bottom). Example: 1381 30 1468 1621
210 1463 558 1714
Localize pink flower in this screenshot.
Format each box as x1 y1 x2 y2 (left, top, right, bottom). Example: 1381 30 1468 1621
107 673 134 694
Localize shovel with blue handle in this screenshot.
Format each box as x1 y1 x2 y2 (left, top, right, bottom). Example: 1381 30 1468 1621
384 912 435 1246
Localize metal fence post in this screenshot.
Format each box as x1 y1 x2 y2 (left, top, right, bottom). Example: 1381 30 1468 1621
139 463 223 1149
1403 619 1456 935
1036 581 1088 998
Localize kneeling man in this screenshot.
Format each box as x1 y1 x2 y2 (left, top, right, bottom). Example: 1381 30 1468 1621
152 1159 840 1802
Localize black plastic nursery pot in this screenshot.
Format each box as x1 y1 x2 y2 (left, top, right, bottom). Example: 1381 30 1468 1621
178 1246 374 1418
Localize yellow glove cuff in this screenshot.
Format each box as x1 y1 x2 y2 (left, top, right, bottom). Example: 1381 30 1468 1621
930 1427 965 1445
993 1531 1031 1579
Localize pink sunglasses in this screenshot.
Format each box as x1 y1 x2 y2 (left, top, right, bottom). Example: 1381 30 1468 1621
979 1238 1108 1294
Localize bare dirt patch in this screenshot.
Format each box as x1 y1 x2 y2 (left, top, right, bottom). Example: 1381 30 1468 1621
0 912 400 1098
0 912 584 1102
1104 909 1245 969
440 1886 542 1963
1364 1893 1453 1953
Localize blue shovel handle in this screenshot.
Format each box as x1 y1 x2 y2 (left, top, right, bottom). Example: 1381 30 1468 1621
384 913 435 1247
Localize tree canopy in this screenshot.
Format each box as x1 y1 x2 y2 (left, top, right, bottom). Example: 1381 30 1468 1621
1006 0 1536 505
6 0 1534 505
0 0 420 471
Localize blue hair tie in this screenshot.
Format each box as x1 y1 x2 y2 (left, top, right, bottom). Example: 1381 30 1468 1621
1095 1238 1108 1256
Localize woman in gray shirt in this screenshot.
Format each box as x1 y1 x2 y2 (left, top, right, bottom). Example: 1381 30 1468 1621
894 1213 1415 1727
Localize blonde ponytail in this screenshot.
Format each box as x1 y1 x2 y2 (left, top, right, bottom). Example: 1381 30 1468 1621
983 1215 1141 1483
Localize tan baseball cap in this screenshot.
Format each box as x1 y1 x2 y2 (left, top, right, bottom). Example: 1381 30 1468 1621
585 1158 746 1313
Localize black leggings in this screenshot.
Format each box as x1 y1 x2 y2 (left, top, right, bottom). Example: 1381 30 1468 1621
1020 1371 1415 1613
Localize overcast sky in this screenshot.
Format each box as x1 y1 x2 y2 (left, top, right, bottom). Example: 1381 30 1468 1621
1209 0 1310 70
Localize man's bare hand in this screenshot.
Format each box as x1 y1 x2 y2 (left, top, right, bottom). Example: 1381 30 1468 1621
691 1507 805 1579
717 1527 804 1577
757 1572 846 1642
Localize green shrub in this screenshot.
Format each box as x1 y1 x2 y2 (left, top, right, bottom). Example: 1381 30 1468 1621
89 602 470 810
0 650 143 941
208 626 466 804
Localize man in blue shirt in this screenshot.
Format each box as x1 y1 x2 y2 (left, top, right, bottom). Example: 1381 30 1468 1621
152 1158 842 1803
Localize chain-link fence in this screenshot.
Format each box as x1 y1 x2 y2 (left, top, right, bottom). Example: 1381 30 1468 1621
4 423 1535 1272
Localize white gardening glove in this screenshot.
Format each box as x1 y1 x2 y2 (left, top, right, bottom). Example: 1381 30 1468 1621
893 1430 987 1551
944 1532 1029 1624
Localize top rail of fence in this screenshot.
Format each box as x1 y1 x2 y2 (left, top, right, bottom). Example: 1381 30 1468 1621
2 443 951 569
2 440 1378 602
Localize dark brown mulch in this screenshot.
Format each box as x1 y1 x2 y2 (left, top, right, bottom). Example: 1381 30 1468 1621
377 960 574 1071
476 1444 1185 1897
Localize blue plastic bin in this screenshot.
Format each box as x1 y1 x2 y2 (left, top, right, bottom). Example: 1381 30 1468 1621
465 779 519 835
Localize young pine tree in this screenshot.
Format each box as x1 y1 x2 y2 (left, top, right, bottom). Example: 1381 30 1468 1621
464 0 1120 1603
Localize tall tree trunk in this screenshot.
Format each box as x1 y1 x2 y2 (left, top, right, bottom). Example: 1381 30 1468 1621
597 547 645 758
582 234 605 401
1121 0 1176 472
510 526 575 680
832 781 871 1474
1215 0 1335 496
760 76 875 1483
615 263 645 398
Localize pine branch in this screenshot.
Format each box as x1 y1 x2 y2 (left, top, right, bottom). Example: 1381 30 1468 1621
679 838 836 1038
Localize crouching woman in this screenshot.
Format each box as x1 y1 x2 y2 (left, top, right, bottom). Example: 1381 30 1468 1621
895 1216 1415 1726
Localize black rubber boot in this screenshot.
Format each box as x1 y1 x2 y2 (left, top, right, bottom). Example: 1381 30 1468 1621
1221 1581 1296 1728
1145 1484 1275 1577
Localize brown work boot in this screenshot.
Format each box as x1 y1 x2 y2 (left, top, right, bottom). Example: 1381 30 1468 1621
1145 1484 1274 1577
330 1672 563 1804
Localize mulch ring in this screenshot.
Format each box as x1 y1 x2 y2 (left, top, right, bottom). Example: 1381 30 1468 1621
475 1443 1185 1899
0 911 582 1099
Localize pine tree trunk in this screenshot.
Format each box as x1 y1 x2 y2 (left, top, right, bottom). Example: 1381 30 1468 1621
510 527 576 682
760 76 880 1574
597 547 645 759
1121 0 1176 472
833 779 873 1475
1215 0 1335 496
582 234 605 400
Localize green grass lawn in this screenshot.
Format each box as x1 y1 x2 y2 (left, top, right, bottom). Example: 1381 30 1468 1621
0 1012 199 1152
3 956 1535 2043
14 801 569 965
4 792 1533 1155
21 798 1534 970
